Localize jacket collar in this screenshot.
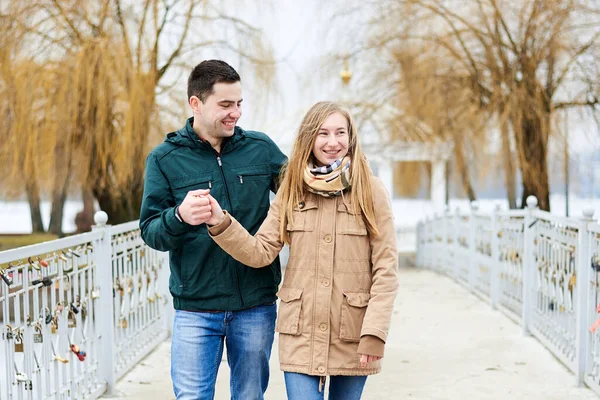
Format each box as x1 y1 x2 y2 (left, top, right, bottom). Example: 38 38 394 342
165 117 245 151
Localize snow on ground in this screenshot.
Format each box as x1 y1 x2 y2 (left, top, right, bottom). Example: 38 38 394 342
0 194 599 234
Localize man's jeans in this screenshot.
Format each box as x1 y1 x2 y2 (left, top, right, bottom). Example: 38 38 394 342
171 303 276 400
284 372 368 400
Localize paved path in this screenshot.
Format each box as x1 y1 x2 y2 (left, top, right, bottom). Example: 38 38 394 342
107 266 598 399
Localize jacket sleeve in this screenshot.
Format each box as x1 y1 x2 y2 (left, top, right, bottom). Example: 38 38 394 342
209 190 284 268
268 138 287 193
139 153 190 251
360 177 399 345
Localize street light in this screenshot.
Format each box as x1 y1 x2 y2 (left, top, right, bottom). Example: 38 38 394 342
340 57 352 85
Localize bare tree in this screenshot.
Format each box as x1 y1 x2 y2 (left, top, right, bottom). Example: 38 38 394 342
337 0 600 210
0 0 275 232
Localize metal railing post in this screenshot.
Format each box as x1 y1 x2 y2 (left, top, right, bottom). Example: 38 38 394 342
522 196 538 336
575 208 595 386
491 204 501 309
92 211 116 395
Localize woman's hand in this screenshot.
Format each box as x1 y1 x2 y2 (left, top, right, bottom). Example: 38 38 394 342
359 354 382 368
205 194 226 226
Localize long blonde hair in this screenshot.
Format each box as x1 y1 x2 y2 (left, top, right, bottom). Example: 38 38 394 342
278 101 379 244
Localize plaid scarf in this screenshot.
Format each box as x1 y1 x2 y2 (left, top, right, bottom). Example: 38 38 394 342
303 156 352 197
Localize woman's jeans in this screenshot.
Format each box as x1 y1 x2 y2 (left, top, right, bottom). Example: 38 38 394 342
284 372 368 400
171 303 276 400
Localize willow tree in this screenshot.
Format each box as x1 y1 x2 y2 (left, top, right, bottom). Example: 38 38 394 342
338 0 600 210
0 0 275 231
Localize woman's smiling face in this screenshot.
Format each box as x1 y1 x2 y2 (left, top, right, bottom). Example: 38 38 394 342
312 112 349 166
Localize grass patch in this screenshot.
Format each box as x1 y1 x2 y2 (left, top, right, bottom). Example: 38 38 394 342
0 234 59 251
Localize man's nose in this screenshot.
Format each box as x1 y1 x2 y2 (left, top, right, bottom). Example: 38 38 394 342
230 106 241 119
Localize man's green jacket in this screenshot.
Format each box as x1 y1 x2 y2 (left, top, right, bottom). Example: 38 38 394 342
140 118 287 311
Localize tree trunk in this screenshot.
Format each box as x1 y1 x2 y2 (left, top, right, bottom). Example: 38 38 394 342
453 134 476 201
48 141 73 236
500 121 517 209
25 179 44 233
518 115 550 211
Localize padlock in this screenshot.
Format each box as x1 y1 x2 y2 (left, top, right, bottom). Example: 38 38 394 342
33 324 43 343
70 344 80 353
91 288 100 299
67 310 77 328
53 355 68 363
1 270 13 286
14 335 24 352
71 302 80 314
15 372 28 382
80 301 88 319
51 322 57 334
44 312 53 325
120 317 128 329
32 276 52 287
77 352 86 362
38 257 49 268
28 257 41 270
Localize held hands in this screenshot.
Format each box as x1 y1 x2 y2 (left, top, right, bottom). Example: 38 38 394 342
177 189 225 226
359 354 382 368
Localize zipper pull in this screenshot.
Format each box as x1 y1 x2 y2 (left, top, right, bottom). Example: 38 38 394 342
239 175 243 184
208 181 212 189
217 157 222 167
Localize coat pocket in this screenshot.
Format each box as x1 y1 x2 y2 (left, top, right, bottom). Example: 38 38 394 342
339 291 370 342
275 287 303 335
336 202 368 235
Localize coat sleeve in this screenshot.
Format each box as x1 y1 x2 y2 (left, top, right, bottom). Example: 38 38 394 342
208 190 285 268
139 153 191 251
360 177 399 344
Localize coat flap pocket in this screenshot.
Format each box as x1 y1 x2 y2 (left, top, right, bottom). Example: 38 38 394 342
277 287 303 303
293 198 318 212
337 201 361 215
343 292 370 307
172 173 213 190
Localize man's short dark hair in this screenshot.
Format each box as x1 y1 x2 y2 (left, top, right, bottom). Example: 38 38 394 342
187 60 241 102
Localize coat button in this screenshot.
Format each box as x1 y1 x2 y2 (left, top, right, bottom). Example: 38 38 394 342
318 366 325 373
319 323 327 331
322 279 330 287
298 201 305 209
324 234 332 243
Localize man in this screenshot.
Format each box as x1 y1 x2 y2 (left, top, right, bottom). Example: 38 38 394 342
140 60 287 400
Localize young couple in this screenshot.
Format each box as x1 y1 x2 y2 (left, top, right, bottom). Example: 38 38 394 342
140 60 398 400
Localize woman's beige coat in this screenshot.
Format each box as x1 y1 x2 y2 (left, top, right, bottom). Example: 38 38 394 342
209 176 398 376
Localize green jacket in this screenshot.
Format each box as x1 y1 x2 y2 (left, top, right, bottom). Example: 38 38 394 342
140 118 287 311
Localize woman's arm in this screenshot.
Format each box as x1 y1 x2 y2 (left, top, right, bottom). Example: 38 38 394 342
207 191 285 268
358 176 399 358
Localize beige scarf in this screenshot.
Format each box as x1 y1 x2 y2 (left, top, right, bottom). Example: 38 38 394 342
303 156 352 197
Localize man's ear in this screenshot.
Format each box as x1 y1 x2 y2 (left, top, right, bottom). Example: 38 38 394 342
189 96 202 114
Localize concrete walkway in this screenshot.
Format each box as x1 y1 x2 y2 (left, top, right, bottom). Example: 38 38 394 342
109 266 598 399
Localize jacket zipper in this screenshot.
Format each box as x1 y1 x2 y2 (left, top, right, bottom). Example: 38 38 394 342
214 150 244 308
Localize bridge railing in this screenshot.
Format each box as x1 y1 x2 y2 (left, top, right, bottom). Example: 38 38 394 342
0 213 170 400
416 196 599 394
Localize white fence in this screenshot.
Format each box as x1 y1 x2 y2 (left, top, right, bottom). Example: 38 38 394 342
416 196 600 394
0 213 170 400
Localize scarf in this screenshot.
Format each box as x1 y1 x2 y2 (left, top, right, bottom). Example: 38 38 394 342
303 156 352 197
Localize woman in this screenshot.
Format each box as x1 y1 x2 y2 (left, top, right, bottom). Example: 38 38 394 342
206 101 398 399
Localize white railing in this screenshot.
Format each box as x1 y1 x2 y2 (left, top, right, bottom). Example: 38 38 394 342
0 213 171 400
416 196 600 394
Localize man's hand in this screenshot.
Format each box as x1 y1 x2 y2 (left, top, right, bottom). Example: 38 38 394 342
177 189 212 225
359 354 382 368
206 194 226 226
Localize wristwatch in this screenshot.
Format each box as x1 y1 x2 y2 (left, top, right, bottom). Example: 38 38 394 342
174 206 183 223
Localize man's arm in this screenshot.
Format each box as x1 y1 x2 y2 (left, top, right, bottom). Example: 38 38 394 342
268 139 287 193
139 153 191 251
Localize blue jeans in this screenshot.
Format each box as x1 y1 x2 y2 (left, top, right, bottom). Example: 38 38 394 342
284 372 368 400
171 303 276 400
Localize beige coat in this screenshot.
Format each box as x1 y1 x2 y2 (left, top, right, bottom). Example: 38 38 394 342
209 176 398 376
